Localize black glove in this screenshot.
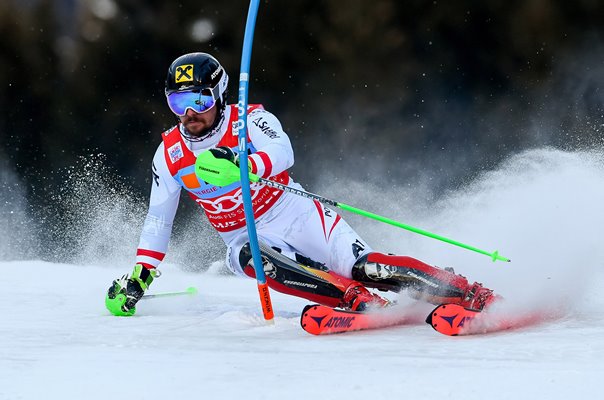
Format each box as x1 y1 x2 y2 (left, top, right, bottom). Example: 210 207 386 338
208 146 239 166
106 276 144 316
105 264 159 316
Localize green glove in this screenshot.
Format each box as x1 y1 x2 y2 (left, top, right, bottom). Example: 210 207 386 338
195 146 256 187
105 264 160 316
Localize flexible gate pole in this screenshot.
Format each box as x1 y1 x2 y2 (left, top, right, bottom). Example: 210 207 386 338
238 0 274 322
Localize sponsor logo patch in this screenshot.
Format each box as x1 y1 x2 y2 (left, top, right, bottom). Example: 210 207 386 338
211 66 222 80
324 316 356 328
283 280 318 289
252 117 280 139
167 142 184 163
175 64 194 83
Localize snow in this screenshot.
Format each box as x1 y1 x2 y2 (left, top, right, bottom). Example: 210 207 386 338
2 148 604 399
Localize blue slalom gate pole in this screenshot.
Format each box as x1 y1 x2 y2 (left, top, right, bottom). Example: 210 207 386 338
238 0 274 322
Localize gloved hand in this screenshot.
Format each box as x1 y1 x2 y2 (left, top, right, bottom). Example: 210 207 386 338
208 146 240 166
196 146 252 187
209 146 253 170
105 264 160 316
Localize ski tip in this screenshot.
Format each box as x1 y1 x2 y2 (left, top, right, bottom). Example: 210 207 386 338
425 310 434 325
427 303 478 336
300 304 322 335
301 304 318 314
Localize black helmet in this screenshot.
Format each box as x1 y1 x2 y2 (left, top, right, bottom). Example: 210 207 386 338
165 53 228 98
165 53 229 140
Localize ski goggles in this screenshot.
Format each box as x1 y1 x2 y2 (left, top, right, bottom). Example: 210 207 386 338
166 88 216 116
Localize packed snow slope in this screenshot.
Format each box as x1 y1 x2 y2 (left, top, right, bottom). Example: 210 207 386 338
2 148 604 400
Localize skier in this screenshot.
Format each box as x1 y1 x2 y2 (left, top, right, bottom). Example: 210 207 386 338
106 52 497 316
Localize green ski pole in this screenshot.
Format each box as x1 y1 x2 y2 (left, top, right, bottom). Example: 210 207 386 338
141 287 198 300
194 152 511 263
337 203 508 262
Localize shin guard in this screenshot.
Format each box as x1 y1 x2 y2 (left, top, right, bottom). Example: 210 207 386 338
352 253 475 305
239 242 354 308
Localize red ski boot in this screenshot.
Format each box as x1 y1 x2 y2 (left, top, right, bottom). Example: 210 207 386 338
341 283 391 311
459 282 500 311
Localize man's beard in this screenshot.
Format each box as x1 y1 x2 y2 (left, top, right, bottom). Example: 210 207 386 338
181 107 225 142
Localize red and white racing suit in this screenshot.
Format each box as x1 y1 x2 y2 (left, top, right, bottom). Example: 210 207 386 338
136 104 371 278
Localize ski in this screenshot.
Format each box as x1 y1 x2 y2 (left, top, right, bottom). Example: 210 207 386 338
300 304 420 335
302 302 555 336
426 303 550 336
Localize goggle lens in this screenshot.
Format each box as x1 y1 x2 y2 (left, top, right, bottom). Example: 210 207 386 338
166 90 216 116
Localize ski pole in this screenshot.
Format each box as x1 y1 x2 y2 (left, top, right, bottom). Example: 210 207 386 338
194 153 511 263
141 286 198 300
255 177 510 262
237 0 275 323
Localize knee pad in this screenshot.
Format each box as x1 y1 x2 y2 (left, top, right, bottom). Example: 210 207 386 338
352 252 470 297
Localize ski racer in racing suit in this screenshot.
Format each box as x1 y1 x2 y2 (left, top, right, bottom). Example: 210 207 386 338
105 52 497 316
